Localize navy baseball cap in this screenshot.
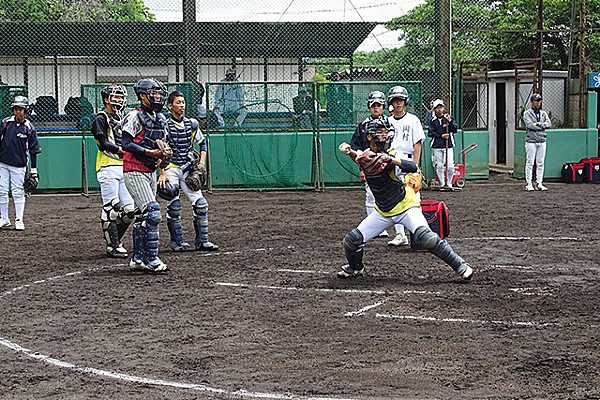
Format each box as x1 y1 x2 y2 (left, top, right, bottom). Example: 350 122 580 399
530 93 542 101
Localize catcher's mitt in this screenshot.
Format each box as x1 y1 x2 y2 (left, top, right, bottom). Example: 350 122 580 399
405 170 423 193
357 150 390 176
24 172 39 197
185 169 203 191
155 138 173 169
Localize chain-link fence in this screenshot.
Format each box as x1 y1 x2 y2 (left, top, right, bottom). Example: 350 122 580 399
0 1 598 189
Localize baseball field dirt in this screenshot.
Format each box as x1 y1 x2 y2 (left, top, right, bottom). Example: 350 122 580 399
1 173 599 399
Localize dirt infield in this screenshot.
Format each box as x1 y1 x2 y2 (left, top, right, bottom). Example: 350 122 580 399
1 173 600 400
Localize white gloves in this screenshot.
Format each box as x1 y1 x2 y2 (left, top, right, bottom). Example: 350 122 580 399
338 142 351 155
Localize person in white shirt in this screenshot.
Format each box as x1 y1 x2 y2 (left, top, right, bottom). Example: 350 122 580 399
386 86 426 247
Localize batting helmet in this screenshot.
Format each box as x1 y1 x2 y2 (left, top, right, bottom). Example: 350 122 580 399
367 91 386 107
134 78 167 112
101 84 128 113
530 93 542 101
387 86 409 104
157 181 180 201
11 95 30 110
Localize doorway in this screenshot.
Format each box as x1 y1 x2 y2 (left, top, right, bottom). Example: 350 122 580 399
496 82 506 164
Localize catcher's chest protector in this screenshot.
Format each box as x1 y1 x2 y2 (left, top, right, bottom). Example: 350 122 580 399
410 200 450 252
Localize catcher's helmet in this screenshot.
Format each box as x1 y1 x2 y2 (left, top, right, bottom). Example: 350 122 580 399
157 181 180 201
11 95 30 110
367 91 386 107
101 84 128 113
387 86 409 104
134 78 167 112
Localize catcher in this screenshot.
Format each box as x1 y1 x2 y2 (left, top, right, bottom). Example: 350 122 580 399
121 78 171 272
157 90 218 252
337 117 473 280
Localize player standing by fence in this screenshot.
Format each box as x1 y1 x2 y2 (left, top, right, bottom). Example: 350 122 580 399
92 84 135 258
0 96 41 231
121 78 171 272
159 90 219 252
387 85 425 247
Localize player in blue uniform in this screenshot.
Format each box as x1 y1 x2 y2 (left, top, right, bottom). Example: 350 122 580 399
0 96 41 231
337 117 473 280
92 84 135 258
158 90 219 252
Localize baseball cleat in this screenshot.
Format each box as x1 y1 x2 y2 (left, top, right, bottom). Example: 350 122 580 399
337 264 364 278
458 263 473 281
0 218 11 228
169 241 191 252
525 184 535 191
377 230 389 238
196 241 219 251
537 183 548 191
14 220 25 231
143 258 168 272
388 233 409 246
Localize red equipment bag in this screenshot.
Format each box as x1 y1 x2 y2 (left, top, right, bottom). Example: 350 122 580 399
579 158 600 183
410 200 450 252
561 162 585 183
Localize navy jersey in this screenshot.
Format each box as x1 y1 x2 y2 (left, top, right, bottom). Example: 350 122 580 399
0 116 42 168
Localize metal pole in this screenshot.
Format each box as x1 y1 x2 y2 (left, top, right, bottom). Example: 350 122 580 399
439 0 451 108
579 0 586 128
183 0 197 83
535 0 543 94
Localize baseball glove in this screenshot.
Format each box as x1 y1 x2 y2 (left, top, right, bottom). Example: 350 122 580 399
24 172 39 197
357 150 390 176
185 168 203 191
405 170 423 193
155 138 173 169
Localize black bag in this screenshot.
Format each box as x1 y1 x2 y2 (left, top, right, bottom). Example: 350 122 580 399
579 158 600 183
410 200 450 252
561 162 585 183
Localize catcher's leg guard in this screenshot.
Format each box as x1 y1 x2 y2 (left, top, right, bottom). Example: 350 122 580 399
143 201 166 270
413 226 472 278
102 200 127 258
166 198 189 251
342 228 365 273
193 197 218 251
130 218 147 268
116 203 135 242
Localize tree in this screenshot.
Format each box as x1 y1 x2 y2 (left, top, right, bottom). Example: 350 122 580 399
381 0 600 74
0 0 155 22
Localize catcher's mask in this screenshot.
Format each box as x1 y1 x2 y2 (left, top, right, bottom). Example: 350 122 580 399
101 84 128 114
367 117 394 152
134 78 167 112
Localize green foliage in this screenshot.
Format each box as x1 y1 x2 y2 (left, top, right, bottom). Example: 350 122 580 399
0 0 154 22
381 0 600 74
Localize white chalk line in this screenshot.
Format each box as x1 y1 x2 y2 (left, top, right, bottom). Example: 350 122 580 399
216 282 441 297
375 313 553 327
344 299 389 317
456 236 580 241
0 267 360 400
0 337 357 400
199 246 294 258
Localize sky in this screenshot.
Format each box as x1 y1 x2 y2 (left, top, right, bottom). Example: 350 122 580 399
144 0 425 52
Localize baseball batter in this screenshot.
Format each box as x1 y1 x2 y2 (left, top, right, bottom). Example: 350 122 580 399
337 117 473 280
121 78 170 272
158 90 219 252
92 84 135 258
0 96 41 231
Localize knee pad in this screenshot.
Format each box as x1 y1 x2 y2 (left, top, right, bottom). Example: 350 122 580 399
102 199 121 222
120 203 135 225
167 198 182 220
144 201 162 227
342 228 364 253
413 226 439 249
193 197 208 216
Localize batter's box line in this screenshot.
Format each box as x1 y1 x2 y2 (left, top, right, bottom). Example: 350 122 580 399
375 312 554 328
198 246 295 258
455 236 581 241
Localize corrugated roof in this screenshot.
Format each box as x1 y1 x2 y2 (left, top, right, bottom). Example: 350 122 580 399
0 22 375 58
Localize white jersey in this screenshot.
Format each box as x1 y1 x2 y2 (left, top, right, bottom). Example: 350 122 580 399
389 112 425 161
